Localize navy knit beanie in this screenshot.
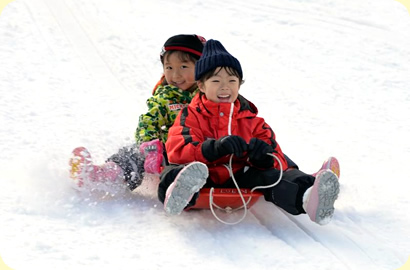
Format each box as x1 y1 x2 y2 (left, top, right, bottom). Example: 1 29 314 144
160 34 206 61
195 39 243 81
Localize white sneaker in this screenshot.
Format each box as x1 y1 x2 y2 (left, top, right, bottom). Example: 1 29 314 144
164 162 208 215
303 169 340 225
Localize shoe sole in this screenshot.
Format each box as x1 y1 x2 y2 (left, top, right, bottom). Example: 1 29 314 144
307 169 340 225
164 162 208 215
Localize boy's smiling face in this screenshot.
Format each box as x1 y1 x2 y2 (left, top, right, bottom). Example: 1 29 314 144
198 67 240 103
163 52 196 91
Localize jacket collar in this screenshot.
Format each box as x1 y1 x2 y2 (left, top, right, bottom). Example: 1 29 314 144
192 93 258 118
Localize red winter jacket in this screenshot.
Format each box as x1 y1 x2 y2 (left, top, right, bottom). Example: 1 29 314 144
165 93 288 185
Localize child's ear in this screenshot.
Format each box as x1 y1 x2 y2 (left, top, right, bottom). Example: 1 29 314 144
197 81 205 93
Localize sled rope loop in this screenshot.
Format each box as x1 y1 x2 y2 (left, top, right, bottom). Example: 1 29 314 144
209 153 283 225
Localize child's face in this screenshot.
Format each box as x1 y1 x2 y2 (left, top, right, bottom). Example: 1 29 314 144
163 52 196 91
198 67 240 103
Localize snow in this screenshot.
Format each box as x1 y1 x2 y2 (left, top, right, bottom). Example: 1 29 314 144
1 0 410 269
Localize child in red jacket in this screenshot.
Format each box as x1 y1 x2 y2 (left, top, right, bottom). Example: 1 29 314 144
158 39 340 225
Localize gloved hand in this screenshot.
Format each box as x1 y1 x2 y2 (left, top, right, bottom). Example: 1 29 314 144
248 138 274 168
139 139 164 174
202 135 248 162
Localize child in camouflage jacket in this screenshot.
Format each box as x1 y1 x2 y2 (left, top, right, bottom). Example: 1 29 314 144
69 34 206 192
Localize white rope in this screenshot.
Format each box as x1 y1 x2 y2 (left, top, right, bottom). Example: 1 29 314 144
209 153 283 225
209 155 247 225
227 103 234 136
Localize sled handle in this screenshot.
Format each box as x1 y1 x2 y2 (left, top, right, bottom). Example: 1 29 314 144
209 153 283 225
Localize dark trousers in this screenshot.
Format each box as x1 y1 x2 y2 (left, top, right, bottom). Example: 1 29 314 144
106 144 145 190
107 143 169 191
284 153 298 169
158 164 314 215
267 169 314 214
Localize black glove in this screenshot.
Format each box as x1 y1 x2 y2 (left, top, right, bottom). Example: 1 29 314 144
202 135 248 162
248 138 274 168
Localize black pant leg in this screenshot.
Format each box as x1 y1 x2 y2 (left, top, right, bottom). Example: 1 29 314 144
284 153 299 169
106 144 144 191
266 169 315 215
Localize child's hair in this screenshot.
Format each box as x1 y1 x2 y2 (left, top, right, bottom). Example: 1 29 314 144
161 50 199 65
197 66 244 85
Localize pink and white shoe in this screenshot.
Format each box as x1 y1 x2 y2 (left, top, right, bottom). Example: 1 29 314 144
69 147 124 192
69 147 94 188
164 162 208 215
313 157 340 178
303 169 340 225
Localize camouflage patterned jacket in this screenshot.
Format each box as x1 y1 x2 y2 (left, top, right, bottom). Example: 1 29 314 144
135 84 199 144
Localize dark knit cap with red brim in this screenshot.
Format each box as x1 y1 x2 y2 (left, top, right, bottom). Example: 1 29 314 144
160 34 206 60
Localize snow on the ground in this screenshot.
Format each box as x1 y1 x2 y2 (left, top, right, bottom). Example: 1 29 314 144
1 0 410 269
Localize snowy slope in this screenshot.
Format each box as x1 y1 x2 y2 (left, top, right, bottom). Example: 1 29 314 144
1 0 410 269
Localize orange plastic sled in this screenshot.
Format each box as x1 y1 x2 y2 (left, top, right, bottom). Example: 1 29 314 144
187 188 264 211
